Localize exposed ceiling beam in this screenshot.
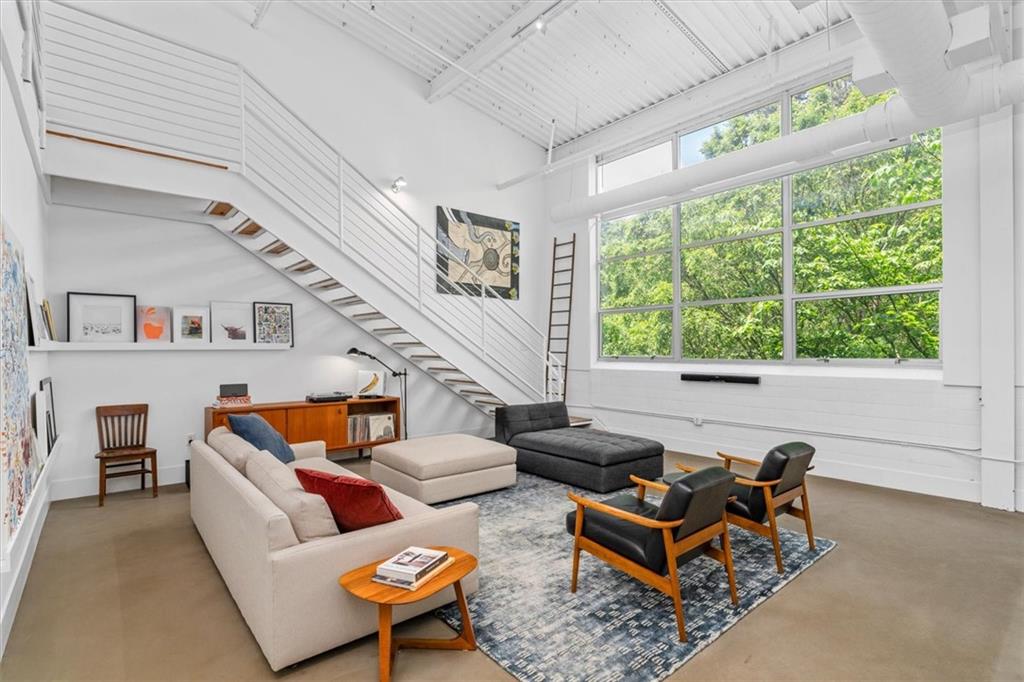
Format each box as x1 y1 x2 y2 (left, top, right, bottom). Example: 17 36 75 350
650 0 729 75
427 0 567 103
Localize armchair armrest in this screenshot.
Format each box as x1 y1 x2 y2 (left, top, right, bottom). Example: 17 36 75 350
629 475 669 494
674 463 697 474
731 476 782 488
568 492 682 529
716 451 762 468
291 440 327 460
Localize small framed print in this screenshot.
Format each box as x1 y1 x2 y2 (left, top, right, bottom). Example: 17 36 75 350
211 301 252 345
67 292 136 343
253 301 293 346
136 305 172 342
173 305 210 343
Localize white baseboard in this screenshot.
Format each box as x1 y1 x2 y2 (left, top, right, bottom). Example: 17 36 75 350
1 439 62 659
50 464 186 502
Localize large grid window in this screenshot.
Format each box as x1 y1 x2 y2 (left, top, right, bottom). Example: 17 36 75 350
596 75 942 363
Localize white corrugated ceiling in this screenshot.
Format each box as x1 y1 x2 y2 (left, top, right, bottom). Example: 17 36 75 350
277 1 852 148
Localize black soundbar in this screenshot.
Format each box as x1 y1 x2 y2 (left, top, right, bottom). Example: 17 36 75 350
680 373 760 385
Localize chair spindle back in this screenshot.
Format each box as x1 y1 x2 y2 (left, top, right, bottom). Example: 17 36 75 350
96 404 150 450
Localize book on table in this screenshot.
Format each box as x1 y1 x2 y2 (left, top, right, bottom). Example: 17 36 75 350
371 557 455 591
374 547 450 589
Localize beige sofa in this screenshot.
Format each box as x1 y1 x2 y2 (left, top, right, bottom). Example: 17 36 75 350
190 431 480 671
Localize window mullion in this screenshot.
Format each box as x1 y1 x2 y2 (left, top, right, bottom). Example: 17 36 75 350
781 92 795 362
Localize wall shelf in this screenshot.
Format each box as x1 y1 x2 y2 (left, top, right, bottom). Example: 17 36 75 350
29 341 292 352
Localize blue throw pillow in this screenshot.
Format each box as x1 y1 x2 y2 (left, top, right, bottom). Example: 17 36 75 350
228 413 295 464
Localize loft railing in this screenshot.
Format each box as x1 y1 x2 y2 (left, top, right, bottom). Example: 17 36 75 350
38 0 561 401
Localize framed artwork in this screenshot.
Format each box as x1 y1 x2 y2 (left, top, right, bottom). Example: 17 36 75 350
2 219 38 537
173 305 209 343
67 292 136 343
211 301 252 345
253 301 293 346
357 369 386 396
136 305 171 342
39 377 57 454
26 275 47 344
436 206 519 300
42 299 56 340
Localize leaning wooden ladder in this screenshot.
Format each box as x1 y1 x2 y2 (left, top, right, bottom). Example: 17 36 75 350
546 234 577 401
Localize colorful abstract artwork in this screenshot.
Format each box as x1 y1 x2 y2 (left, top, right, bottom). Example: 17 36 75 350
254 302 293 346
2 220 39 539
136 305 171 342
436 206 519 299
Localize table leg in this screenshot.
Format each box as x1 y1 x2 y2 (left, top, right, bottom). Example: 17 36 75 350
393 580 476 652
378 604 392 682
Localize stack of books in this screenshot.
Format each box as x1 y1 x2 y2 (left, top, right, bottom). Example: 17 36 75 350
213 394 252 407
372 547 453 591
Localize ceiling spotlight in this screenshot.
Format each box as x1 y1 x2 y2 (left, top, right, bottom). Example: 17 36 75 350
390 176 407 193
534 18 546 34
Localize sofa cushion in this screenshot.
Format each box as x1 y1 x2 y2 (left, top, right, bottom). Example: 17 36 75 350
510 428 664 467
287 457 433 519
494 402 570 443
229 413 295 464
295 468 403 532
372 434 516 480
207 426 259 474
245 450 338 542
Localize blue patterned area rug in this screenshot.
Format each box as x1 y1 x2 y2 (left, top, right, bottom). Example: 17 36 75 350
436 473 836 682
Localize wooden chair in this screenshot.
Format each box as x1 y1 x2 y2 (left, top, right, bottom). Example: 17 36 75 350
672 442 815 574
565 467 738 642
95 404 158 507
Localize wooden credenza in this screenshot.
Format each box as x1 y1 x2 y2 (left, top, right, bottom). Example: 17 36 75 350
204 397 401 451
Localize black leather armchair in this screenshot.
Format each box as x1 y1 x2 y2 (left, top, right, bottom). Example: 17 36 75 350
565 467 738 641
669 442 816 574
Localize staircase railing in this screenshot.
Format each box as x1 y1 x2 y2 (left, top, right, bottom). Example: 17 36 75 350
38 0 562 402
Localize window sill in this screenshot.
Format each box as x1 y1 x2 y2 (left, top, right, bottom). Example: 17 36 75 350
591 359 943 381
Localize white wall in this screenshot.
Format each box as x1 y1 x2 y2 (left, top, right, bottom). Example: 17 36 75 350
65 0 549 330
0 2 53 656
44 204 491 500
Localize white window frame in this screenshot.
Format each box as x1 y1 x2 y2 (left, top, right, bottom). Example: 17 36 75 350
594 77 943 368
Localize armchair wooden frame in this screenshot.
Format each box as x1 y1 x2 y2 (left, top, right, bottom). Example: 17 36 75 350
676 451 815 574
568 476 738 642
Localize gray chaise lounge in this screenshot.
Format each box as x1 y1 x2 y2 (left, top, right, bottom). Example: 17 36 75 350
494 402 664 493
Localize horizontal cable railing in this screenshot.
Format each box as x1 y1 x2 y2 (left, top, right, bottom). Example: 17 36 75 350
38 0 559 401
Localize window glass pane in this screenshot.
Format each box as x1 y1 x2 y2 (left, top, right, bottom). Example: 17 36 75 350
600 254 673 309
680 104 780 166
679 180 782 243
791 75 895 132
601 310 672 357
598 140 673 193
794 206 942 293
795 292 940 359
681 301 783 360
681 234 782 302
793 130 942 224
600 207 671 259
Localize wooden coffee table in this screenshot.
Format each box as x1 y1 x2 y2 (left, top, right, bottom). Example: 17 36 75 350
339 546 477 682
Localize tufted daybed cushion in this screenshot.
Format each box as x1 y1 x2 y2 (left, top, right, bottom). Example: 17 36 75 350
509 428 663 467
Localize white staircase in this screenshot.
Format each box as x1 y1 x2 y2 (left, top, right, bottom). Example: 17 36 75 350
34 0 563 412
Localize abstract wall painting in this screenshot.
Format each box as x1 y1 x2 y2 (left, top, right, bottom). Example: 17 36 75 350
210 301 252 345
253 302 293 346
68 292 136 342
436 206 519 300
2 220 39 539
136 305 171 342
173 305 209 343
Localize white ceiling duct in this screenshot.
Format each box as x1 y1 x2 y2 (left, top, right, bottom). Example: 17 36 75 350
550 1 1023 223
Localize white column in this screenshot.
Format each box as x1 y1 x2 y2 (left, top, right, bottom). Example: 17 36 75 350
977 107 1017 510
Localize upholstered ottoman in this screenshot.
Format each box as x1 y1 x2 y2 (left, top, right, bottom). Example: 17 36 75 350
370 434 517 504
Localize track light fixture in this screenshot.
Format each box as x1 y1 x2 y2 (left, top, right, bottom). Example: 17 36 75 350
390 176 407 193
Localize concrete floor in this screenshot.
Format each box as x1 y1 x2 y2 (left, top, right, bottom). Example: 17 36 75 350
2 451 1022 681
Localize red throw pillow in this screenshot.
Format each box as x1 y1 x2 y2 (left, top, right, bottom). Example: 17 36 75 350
294 469 403 532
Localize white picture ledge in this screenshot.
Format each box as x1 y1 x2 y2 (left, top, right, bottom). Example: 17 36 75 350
29 341 293 352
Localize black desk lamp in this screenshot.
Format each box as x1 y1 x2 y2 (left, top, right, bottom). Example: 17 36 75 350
347 347 408 439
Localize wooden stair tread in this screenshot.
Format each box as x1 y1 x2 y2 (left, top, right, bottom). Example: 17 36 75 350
232 220 263 237
332 295 362 305
206 201 236 217
409 354 441 359
260 240 292 256
353 312 386 320
286 259 317 273
391 341 426 347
